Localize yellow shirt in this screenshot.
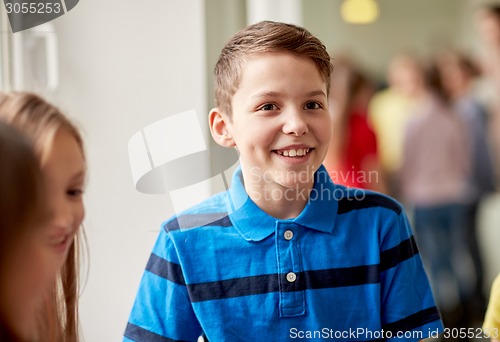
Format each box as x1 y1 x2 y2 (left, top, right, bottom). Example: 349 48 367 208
484 274 500 338
368 88 415 174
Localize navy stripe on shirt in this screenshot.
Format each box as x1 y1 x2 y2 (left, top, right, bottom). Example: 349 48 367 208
382 306 441 334
187 264 380 302
188 273 279 302
125 323 189 342
338 193 402 215
146 254 185 285
301 265 380 291
380 236 419 272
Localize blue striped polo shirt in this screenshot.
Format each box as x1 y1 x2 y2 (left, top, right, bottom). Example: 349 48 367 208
124 165 443 341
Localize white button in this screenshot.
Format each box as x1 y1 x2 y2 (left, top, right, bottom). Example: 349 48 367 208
286 272 297 283
284 230 294 240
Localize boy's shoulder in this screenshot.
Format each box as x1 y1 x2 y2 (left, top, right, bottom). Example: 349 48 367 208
161 191 230 234
315 165 403 217
333 184 403 216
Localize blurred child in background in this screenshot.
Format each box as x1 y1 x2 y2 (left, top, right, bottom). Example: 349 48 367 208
437 49 496 325
399 58 473 333
0 92 87 342
476 4 500 185
324 57 386 192
368 53 424 198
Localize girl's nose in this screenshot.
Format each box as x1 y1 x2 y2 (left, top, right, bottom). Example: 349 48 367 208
48 201 74 232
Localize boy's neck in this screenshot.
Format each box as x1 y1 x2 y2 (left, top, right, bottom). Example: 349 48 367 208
245 182 313 220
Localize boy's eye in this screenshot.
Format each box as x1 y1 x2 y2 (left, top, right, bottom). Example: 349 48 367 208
304 101 322 110
259 103 278 111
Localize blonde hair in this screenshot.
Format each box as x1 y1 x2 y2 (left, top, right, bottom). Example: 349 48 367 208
214 20 333 116
0 92 85 342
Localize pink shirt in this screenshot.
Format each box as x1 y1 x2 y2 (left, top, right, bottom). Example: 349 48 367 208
400 95 470 206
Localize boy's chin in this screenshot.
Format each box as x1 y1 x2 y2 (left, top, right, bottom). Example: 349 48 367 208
275 165 317 179
274 172 315 190
243 164 318 189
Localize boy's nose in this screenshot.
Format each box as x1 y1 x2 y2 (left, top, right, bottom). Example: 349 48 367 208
282 109 308 136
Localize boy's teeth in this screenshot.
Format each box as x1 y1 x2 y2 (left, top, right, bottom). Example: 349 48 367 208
277 148 310 157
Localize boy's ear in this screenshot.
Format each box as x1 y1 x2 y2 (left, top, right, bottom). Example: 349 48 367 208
209 108 235 148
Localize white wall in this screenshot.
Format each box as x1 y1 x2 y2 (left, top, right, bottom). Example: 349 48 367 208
52 1 207 340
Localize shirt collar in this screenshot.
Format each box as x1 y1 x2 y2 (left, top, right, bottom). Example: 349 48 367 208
226 165 338 241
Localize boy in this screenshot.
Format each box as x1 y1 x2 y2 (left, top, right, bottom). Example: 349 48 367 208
124 21 443 341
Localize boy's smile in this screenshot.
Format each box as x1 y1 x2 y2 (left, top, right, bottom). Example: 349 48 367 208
210 51 332 215
274 145 311 159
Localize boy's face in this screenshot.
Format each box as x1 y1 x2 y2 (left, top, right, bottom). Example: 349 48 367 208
211 52 332 193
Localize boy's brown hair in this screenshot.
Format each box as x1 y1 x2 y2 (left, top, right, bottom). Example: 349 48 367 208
214 20 333 116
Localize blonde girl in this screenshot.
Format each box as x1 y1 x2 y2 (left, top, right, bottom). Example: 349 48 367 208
0 92 86 342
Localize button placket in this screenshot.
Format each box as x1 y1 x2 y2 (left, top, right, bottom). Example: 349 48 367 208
276 222 305 317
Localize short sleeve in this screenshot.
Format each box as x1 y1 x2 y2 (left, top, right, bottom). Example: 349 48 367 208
124 225 202 342
379 210 444 341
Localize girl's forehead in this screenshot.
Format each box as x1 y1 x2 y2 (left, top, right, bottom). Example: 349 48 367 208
42 129 84 167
